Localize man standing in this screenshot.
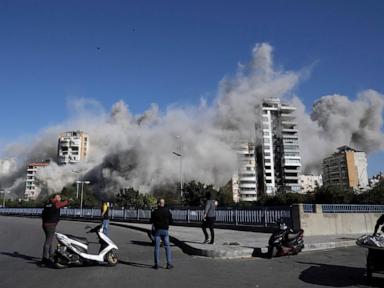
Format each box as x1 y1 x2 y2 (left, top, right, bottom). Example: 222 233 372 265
41 194 70 266
202 191 217 244
150 198 173 269
101 200 110 236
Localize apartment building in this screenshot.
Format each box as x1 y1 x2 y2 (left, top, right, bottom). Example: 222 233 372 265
24 160 50 200
58 131 89 165
299 174 323 193
232 142 257 202
256 98 301 195
322 146 368 191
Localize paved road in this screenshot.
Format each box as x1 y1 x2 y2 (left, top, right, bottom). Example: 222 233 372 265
0 216 383 288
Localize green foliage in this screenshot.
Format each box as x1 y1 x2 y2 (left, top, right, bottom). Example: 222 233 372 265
116 187 157 209
151 183 182 207
216 181 235 206
182 180 218 207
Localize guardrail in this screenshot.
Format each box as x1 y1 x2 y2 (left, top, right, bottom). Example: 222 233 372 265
0 206 292 227
321 204 384 213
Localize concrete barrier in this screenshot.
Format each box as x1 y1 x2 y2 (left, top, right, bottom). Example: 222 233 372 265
293 204 382 236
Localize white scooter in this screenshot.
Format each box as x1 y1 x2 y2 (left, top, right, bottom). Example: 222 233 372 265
53 224 118 268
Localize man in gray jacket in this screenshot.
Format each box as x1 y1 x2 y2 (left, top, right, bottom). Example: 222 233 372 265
202 191 217 244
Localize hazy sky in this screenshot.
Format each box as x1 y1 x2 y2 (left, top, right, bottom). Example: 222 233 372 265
0 0 383 175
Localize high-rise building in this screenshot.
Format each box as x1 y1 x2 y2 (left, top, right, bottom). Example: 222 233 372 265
322 146 368 190
24 160 50 200
58 131 89 165
256 98 301 195
232 142 257 202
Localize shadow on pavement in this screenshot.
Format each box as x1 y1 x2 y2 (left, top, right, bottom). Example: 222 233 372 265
298 261 384 287
130 240 154 247
1 251 40 265
251 247 270 258
118 259 154 269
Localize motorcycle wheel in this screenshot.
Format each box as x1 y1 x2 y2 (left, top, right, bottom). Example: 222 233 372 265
269 247 278 258
53 255 68 269
105 249 118 266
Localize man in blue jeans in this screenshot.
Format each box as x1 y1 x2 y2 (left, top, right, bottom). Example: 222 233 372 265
150 198 173 269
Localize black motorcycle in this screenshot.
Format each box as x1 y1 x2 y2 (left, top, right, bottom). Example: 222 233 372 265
268 221 304 258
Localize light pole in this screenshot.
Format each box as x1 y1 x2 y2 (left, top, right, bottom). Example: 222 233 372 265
76 180 90 216
172 136 183 197
0 190 9 208
72 169 83 199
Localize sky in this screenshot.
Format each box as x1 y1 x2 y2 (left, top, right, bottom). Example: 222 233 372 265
0 0 383 176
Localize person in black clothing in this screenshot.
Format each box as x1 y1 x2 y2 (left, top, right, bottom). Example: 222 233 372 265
202 191 217 244
150 198 173 269
40 194 70 266
373 214 384 235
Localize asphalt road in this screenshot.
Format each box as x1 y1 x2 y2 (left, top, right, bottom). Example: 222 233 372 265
0 216 383 288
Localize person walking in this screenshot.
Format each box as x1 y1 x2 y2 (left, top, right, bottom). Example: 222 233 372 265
373 214 384 235
101 200 110 236
150 198 173 269
41 194 70 266
202 192 217 244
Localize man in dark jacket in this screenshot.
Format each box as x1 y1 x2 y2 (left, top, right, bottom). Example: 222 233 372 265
40 194 70 266
150 198 173 269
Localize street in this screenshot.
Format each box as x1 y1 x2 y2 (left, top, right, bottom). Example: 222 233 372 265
0 216 383 288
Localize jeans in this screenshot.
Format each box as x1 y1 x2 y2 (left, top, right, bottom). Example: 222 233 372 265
153 229 172 266
42 223 57 259
102 219 109 236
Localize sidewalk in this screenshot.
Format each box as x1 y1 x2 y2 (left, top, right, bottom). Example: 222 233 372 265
112 222 362 259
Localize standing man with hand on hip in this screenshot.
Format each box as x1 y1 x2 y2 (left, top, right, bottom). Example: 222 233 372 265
150 198 173 269
41 194 70 266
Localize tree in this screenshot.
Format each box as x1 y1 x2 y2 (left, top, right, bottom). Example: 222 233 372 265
115 187 157 209
182 181 218 207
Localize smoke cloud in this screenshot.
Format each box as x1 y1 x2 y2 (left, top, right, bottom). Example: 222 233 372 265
0 43 383 198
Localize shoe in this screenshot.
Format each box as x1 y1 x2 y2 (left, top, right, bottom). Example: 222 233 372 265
38 258 51 267
152 264 159 269
166 264 174 269
209 242 215 245
203 239 210 244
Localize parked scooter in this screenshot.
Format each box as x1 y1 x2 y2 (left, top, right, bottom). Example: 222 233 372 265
53 224 118 268
268 220 304 258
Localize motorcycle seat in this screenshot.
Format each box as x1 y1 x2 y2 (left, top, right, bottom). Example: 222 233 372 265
286 232 302 241
66 234 89 245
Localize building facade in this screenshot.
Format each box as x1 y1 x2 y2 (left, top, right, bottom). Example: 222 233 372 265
322 146 368 191
256 98 301 195
24 160 50 200
232 142 257 202
299 175 323 193
58 131 89 165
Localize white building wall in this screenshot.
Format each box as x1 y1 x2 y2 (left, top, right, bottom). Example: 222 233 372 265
354 151 368 188
58 131 89 165
299 175 323 193
232 142 257 202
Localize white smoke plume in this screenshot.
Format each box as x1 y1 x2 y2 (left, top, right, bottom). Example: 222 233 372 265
0 43 383 199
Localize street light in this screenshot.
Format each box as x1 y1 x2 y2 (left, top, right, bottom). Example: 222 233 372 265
72 169 84 199
0 190 9 208
76 180 90 216
172 136 183 197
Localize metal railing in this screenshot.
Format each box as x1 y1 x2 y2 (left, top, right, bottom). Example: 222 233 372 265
0 206 292 227
321 204 384 213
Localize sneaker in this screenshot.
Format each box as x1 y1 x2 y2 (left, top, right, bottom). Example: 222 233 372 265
203 239 210 244
38 258 51 267
166 264 174 269
152 264 159 269
209 242 215 245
